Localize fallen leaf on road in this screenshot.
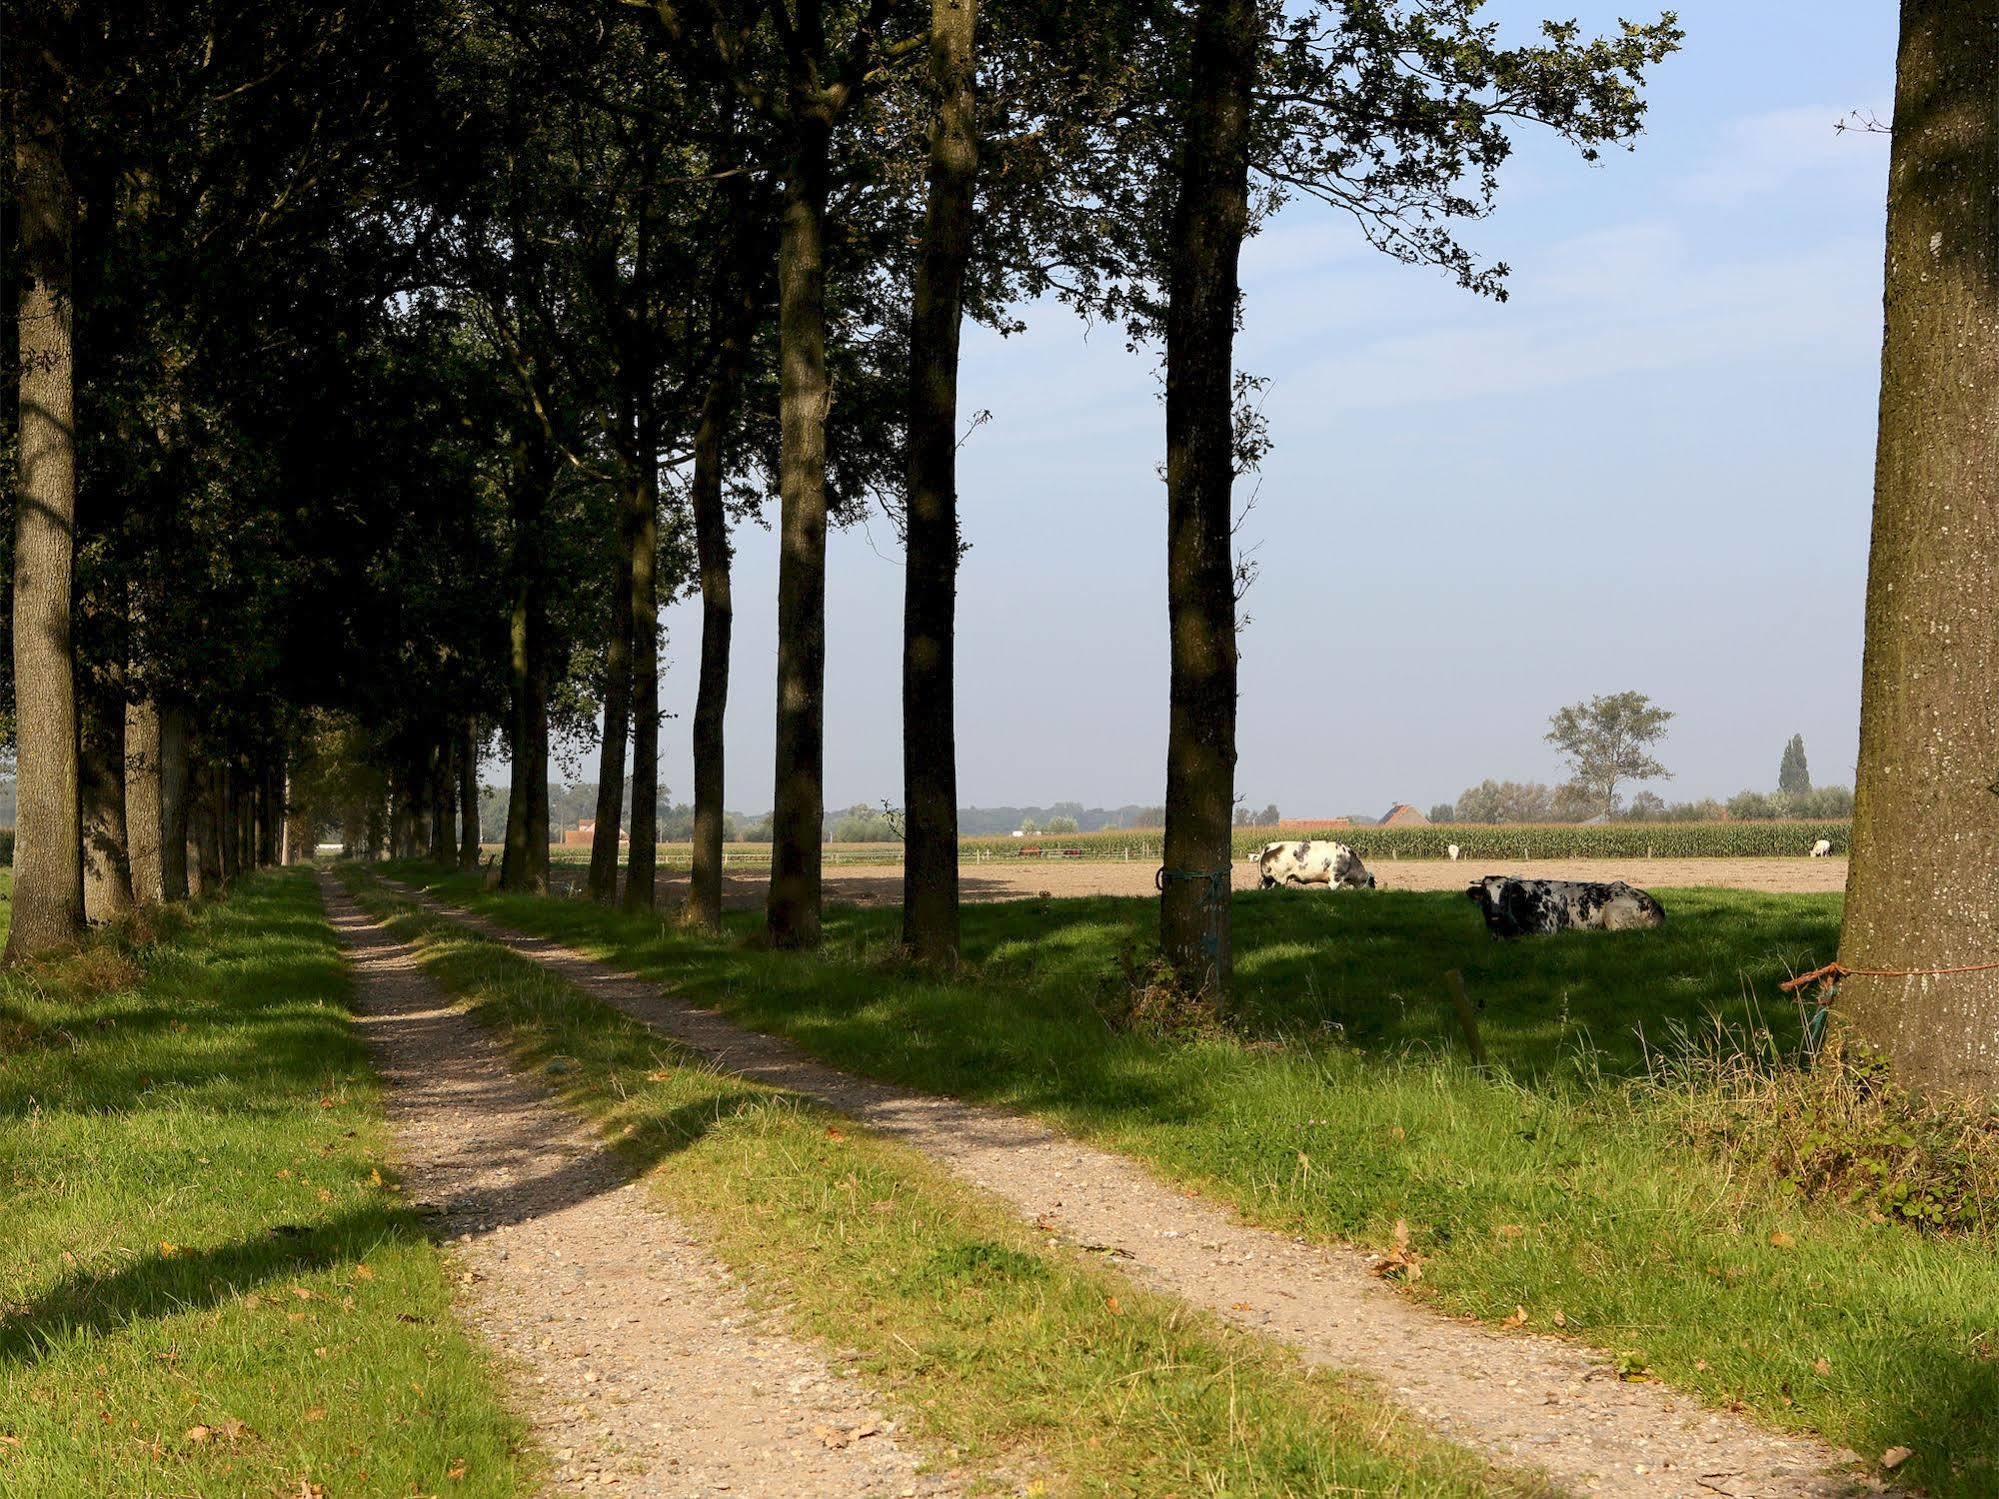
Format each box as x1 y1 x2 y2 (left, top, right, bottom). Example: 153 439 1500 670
1502 1306 1527 1329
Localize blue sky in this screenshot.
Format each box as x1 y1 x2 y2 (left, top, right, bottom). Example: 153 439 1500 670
649 1 1897 819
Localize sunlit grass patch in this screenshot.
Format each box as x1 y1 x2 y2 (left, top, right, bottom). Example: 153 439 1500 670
0 871 528 1497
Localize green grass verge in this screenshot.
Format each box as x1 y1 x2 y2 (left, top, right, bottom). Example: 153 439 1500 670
380 861 1999 1496
0 870 530 1496
341 868 1548 1497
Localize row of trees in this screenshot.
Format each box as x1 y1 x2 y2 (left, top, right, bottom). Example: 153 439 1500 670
4 0 1679 995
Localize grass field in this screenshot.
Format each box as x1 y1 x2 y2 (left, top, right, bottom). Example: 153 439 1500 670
381 861 1999 1496
341 869 1544 1496
0 871 529 1496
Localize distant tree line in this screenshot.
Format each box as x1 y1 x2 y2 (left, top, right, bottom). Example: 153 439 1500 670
1434 731 1852 824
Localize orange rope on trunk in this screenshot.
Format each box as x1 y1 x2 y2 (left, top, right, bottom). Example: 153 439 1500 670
1779 958 1999 994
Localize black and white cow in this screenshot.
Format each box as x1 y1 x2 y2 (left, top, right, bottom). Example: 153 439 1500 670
1258 840 1377 891
1465 875 1665 939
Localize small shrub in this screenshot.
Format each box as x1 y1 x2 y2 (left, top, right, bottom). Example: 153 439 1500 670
1095 940 1232 1041
1652 1026 1999 1234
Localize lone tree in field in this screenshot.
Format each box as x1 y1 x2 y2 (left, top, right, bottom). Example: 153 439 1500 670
1778 733 1811 796
1544 692 1673 819
1842 1 1999 1099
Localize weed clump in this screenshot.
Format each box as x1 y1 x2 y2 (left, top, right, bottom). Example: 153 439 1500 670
1095 940 1233 1041
1653 1023 1999 1234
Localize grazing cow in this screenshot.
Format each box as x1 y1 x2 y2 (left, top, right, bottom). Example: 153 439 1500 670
1465 875 1665 939
1259 840 1377 891
1447 844 1461 861
1809 839 1833 858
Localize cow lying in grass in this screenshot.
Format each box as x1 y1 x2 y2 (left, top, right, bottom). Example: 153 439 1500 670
1258 840 1378 891
1465 875 1665 939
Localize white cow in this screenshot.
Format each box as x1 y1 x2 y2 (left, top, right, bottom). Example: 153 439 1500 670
1809 838 1833 858
1258 840 1377 891
1447 844 1461 861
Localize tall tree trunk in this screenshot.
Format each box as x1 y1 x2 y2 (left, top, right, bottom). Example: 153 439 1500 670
81 708 134 922
900 0 979 964
625 158 660 916
1842 2 1999 1098
125 695 164 905
219 762 241 887
765 114 834 949
285 776 312 865
1158 0 1256 995
5 80 84 959
159 704 190 900
686 123 765 935
589 447 636 901
261 756 283 866
458 719 482 870
426 735 451 864
501 455 553 895
194 763 224 895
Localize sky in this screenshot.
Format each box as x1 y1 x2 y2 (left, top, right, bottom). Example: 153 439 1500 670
639 1 1897 820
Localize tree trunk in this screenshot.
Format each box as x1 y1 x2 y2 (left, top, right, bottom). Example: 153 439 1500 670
900 0 979 964
624 161 660 916
686 120 766 935
125 696 164 905
219 763 241 887
426 735 451 864
765 115 834 949
5 84 84 960
81 709 134 922
261 756 284 866
1157 0 1256 995
1842 1 1999 1098
458 720 481 870
588 471 636 902
194 763 224 895
159 704 190 900
501 453 553 895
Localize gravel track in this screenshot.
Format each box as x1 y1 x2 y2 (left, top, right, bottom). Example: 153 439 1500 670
321 875 952 1497
388 876 1882 1499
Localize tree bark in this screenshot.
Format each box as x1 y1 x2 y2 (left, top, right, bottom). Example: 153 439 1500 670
426 734 451 864
588 469 636 901
458 719 482 870
1158 0 1256 995
261 756 284 866
125 695 164 905
686 124 766 935
5 80 85 959
81 707 134 922
194 763 224 895
501 452 553 895
219 762 241 887
900 0 979 965
1841 1 1999 1098
765 113 835 949
159 704 190 900
624 156 660 916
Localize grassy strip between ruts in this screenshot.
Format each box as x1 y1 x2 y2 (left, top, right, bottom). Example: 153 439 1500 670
339 869 1551 1497
376 861 1999 1496
0 869 530 1496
